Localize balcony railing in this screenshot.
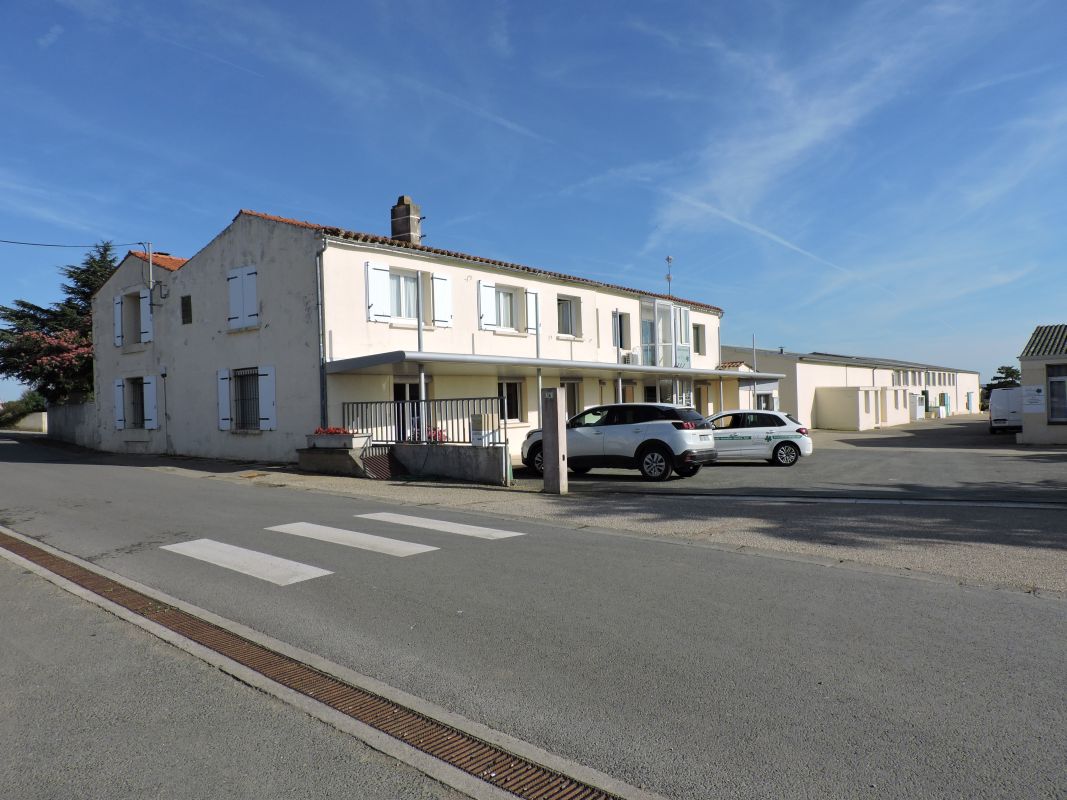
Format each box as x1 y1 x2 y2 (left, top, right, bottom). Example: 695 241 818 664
342 396 507 446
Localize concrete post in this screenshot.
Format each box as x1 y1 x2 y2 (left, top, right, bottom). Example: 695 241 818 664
540 388 568 495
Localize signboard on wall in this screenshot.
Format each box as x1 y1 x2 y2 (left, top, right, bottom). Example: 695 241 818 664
1022 385 1046 413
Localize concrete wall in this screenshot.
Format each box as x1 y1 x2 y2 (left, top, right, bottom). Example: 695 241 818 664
392 443 509 485
46 404 98 447
1018 358 1067 445
12 411 47 433
814 387 861 431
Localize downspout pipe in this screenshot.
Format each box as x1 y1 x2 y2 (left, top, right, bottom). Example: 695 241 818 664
316 236 328 428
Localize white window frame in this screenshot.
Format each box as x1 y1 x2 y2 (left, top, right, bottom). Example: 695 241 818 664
557 295 581 338
389 270 419 321
1048 365 1067 423
496 287 517 331
497 380 524 422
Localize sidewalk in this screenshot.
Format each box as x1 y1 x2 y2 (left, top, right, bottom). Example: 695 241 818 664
0 555 466 800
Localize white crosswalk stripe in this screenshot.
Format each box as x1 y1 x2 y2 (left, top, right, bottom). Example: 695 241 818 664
266 522 438 557
160 539 332 585
356 512 526 540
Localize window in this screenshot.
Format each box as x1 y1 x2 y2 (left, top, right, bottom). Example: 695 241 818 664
180 295 192 325
217 366 276 432
232 367 260 431
497 380 523 421
864 391 871 414
1049 365 1067 423
227 266 258 330
612 311 631 350
557 296 580 337
113 375 157 431
368 263 451 326
561 380 582 417
570 406 610 427
113 289 153 345
497 288 517 330
390 271 418 319
693 324 706 356
127 377 145 429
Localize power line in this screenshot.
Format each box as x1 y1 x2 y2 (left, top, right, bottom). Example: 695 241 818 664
0 238 143 249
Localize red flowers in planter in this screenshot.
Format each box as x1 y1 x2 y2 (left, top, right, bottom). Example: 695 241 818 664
313 426 357 435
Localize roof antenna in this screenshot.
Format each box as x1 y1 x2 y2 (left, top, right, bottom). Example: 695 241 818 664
665 255 673 298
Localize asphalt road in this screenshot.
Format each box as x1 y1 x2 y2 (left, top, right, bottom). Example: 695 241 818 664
2 434 1066 798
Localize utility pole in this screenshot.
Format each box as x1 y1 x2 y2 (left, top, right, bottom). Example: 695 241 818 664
665 255 673 298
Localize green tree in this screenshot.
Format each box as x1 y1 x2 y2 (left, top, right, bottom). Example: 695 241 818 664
987 365 1021 389
0 389 46 428
0 243 116 403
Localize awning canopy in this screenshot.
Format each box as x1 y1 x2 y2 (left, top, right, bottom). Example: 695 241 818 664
325 350 785 382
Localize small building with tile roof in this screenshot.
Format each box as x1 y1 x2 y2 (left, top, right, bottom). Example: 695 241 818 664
1017 324 1067 445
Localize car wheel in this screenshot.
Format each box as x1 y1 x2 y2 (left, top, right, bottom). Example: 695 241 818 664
528 444 544 475
570 466 591 474
638 444 673 481
772 442 800 466
675 464 701 478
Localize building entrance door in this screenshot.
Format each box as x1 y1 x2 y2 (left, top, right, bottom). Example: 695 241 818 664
393 381 421 441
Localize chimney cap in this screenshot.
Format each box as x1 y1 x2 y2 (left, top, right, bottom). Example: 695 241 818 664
395 195 415 205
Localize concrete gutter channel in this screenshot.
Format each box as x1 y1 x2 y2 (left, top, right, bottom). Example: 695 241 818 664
0 526 667 800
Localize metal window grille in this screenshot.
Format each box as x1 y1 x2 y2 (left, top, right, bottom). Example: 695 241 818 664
232 367 260 431
127 378 145 429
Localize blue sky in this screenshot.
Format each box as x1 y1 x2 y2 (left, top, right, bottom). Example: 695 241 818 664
3 0 1066 400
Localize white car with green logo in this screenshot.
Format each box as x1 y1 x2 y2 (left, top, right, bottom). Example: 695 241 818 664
706 410 813 466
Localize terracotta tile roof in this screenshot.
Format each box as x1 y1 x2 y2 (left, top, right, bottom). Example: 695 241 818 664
717 360 748 369
237 209 724 316
1020 324 1067 358
129 250 188 272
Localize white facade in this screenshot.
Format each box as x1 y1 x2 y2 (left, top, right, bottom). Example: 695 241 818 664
89 207 775 462
721 346 981 430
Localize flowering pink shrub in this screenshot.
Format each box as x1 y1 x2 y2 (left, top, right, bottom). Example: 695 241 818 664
313 426 358 435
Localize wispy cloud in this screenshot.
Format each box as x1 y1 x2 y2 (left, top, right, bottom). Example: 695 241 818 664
0 169 110 233
640 0 1012 244
952 64 1054 95
37 24 64 48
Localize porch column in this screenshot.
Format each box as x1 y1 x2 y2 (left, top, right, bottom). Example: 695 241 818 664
615 376 623 403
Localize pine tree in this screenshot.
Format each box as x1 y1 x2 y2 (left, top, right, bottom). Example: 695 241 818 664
0 243 116 403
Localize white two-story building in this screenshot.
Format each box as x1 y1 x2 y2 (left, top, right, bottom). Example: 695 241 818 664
87 197 781 463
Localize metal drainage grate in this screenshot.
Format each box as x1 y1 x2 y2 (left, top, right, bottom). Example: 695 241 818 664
0 531 622 800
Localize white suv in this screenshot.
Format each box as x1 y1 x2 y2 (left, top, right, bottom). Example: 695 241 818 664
521 403 718 481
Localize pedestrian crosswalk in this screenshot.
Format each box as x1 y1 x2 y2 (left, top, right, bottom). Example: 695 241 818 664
160 539 333 586
356 512 526 540
265 522 439 557
160 512 525 586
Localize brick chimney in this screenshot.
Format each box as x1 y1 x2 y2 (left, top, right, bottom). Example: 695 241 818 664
390 195 422 244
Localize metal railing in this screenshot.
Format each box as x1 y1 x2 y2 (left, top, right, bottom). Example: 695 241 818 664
342 396 508 447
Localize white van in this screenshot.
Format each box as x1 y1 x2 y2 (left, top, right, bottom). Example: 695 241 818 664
988 387 1022 433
